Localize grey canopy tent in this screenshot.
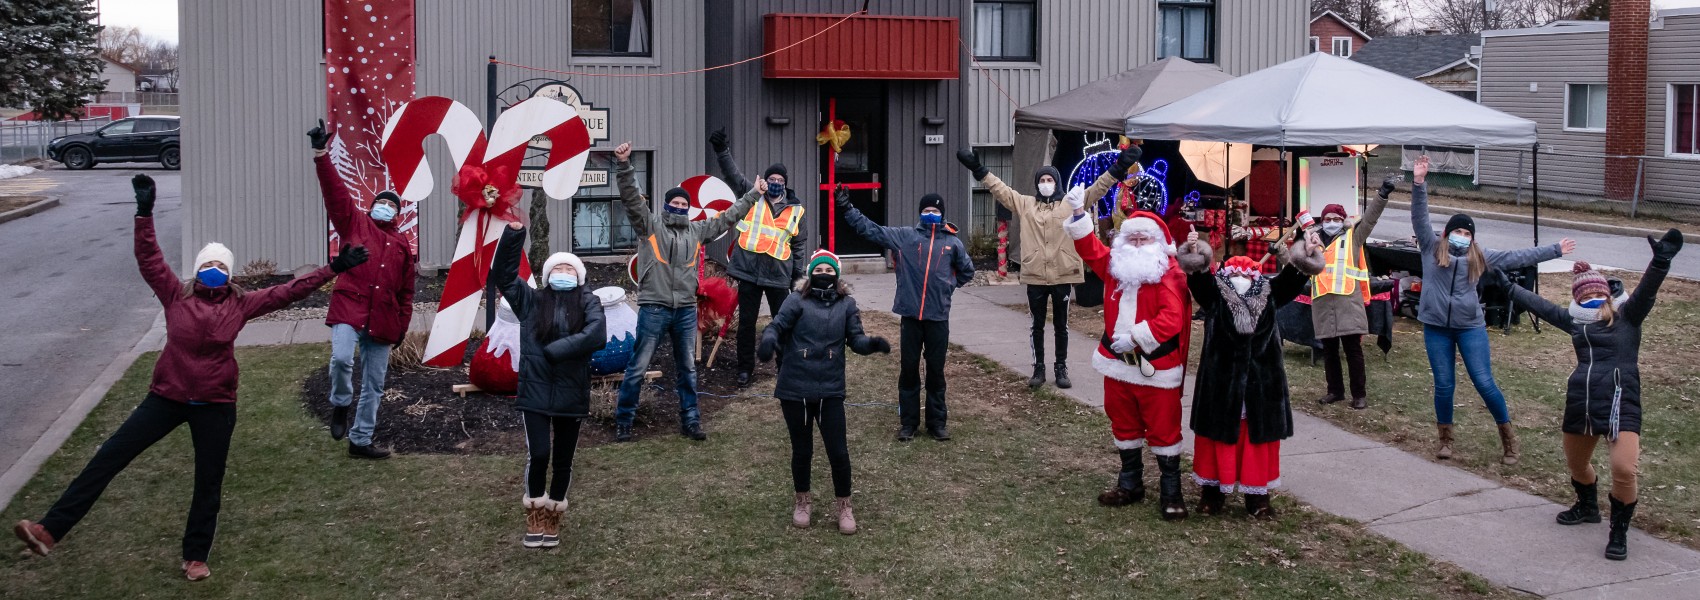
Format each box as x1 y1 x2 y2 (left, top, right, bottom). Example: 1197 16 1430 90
1013 57 1236 133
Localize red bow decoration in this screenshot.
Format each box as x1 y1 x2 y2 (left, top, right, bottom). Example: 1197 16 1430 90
450 165 522 223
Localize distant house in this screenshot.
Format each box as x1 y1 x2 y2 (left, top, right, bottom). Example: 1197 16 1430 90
1309 10 1371 57
99 57 138 94
1352 32 1481 100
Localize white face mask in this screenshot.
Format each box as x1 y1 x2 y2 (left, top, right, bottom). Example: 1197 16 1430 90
1231 276 1253 295
1037 182 1056 197
1321 221 1344 237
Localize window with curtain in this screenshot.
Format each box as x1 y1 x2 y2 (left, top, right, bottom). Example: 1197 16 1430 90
973 1 1037 61
571 151 649 255
1672 84 1698 156
1565 84 1607 131
572 0 653 57
1158 1 1214 62
1331 37 1353 57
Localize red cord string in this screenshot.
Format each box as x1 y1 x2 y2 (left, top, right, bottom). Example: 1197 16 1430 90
492 10 866 78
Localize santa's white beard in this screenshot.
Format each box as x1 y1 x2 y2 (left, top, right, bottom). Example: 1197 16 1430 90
1109 242 1170 290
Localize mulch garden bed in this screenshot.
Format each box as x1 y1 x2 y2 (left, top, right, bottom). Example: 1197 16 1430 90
237 272 448 309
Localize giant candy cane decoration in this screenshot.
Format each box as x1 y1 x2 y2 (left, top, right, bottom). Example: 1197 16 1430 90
380 96 593 367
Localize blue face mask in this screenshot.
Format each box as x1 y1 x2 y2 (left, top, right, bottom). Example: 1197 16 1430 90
1447 233 1471 250
766 182 785 198
547 273 578 291
663 204 690 216
920 213 942 225
1579 298 1606 309
196 267 229 288
370 203 396 222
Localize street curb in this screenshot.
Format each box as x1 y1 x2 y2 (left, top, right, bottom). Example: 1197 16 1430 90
1387 200 1666 238
0 197 60 226
0 310 165 514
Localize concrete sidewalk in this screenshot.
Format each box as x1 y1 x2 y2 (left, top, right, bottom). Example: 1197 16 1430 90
846 275 1700 599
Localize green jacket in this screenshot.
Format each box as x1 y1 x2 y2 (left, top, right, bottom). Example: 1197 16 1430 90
619 160 760 308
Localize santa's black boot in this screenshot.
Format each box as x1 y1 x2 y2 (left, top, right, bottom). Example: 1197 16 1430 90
1097 448 1146 506
1156 455 1189 521
1197 484 1225 516
1054 363 1072 389
1027 364 1045 388
1606 495 1636 561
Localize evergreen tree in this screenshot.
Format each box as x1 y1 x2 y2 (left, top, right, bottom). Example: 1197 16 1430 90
0 0 106 121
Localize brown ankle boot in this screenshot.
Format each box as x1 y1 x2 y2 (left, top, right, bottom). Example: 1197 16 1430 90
1435 424 1454 460
1497 422 1520 466
522 497 548 548
792 492 812 528
834 497 857 535
541 499 566 548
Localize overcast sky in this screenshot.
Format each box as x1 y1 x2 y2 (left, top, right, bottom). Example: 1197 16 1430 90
98 0 1700 46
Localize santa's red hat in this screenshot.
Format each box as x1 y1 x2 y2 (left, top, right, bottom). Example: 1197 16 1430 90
1219 255 1260 278
1116 210 1175 256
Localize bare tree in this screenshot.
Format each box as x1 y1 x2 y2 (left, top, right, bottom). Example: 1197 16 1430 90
1311 0 1404 37
1415 0 1594 33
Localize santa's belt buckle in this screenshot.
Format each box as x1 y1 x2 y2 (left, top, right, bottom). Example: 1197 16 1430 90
1119 352 1158 377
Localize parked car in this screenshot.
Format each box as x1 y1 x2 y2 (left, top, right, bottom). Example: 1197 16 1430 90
47 116 181 170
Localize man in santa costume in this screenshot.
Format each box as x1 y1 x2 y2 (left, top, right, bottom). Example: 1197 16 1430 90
1062 170 1193 521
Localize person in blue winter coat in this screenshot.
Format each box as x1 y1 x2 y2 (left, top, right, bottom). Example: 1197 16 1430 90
834 185 974 442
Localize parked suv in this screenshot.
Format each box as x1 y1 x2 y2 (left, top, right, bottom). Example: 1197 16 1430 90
48 116 181 170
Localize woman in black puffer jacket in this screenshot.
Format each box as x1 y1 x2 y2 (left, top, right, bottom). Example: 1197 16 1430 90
759 250 890 535
494 222 606 550
1501 229 1682 562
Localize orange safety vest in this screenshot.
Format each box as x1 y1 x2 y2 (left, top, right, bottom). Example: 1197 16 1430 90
1314 230 1370 303
735 201 803 261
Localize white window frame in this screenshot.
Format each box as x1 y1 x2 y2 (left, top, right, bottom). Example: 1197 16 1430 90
1667 83 1700 159
1309 36 1320 53
1563 83 1608 133
1331 36 1353 57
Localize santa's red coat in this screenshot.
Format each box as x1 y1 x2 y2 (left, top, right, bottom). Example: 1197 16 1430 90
1066 214 1191 389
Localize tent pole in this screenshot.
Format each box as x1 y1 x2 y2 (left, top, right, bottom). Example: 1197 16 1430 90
1530 143 1540 248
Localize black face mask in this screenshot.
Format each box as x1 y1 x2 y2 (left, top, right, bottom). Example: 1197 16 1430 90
809 273 838 291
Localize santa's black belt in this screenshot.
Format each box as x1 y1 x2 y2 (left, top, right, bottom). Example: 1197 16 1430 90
1101 333 1180 366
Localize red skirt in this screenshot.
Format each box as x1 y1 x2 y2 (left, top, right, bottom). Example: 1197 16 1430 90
1192 420 1281 494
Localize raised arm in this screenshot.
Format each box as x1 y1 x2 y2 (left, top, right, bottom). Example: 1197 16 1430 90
1084 147 1142 216
958 149 1034 216
712 130 753 197
241 264 338 320
613 143 652 238
1491 268 1574 333
492 223 533 316
694 181 762 241
1354 177 1393 247
1270 266 1310 307
1178 234 1219 310
1186 272 1221 311
130 176 178 305
1622 229 1682 325
314 152 371 245
1408 156 1437 251
543 299 607 363
1485 243 1563 270
834 187 901 251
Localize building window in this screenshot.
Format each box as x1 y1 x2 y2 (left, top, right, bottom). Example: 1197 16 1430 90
571 151 649 255
1671 84 1699 156
1565 84 1607 131
1158 1 1215 63
572 0 652 57
1308 36 1320 53
1331 36 1353 57
972 1 1037 62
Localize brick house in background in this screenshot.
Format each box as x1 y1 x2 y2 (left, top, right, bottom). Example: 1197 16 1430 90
1309 10 1371 57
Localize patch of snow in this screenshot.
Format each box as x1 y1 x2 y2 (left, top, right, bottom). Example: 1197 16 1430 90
0 165 38 180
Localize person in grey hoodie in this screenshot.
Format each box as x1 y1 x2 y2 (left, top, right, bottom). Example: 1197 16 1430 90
1407 156 1575 465
708 129 807 388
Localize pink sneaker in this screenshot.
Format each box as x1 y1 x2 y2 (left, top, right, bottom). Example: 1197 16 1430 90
13 520 55 556
182 560 211 581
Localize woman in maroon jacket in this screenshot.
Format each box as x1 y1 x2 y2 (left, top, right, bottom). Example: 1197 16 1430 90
12 175 367 582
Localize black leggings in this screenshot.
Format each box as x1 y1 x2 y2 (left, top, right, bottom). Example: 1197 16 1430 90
1321 335 1367 399
1026 284 1070 365
736 279 790 374
780 398 851 498
40 394 236 562
522 411 582 502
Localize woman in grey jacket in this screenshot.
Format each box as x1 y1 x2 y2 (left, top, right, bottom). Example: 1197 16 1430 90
1407 156 1575 465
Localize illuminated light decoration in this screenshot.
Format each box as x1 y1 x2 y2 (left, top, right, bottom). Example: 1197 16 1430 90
1067 149 1171 219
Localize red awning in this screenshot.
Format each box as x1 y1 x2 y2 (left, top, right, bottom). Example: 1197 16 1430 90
762 13 960 80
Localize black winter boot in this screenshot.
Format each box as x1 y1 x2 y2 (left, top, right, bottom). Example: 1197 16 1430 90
1556 479 1602 525
1606 495 1636 561
1245 493 1278 520
1054 364 1072 389
898 387 922 440
614 423 633 443
1097 448 1146 506
1197 484 1225 516
680 422 708 441
1156 455 1188 521
1027 364 1045 388
329 405 350 441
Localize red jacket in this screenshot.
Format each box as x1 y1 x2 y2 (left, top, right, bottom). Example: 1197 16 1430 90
316 154 417 344
1071 223 1191 389
136 217 334 403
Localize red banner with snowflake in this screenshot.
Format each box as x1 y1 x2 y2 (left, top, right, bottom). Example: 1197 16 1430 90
323 0 417 255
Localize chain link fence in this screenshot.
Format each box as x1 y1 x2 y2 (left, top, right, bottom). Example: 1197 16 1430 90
0 118 113 163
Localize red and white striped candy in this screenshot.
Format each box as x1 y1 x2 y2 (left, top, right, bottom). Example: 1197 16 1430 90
482 97 593 200
680 174 735 222
379 96 488 202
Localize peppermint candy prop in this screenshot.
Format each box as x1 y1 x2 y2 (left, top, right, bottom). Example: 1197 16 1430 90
680 175 736 222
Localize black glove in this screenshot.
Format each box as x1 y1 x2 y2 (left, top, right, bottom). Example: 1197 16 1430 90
708 128 728 154
330 245 369 273
1109 145 1142 179
867 336 891 354
1379 176 1397 199
956 149 989 180
1481 267 1511 292
834 184 852 209
307 119 330 151
757 336 776 363
132 174 155 217
1649 228 1683 266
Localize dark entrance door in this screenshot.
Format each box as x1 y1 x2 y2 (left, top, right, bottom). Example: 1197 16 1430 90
819 84 886 257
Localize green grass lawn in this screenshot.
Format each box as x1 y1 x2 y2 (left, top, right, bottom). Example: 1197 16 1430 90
1 316 1511 598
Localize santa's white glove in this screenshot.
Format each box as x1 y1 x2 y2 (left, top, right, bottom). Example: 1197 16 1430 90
1065 184 1087 211
1110 333 1135 355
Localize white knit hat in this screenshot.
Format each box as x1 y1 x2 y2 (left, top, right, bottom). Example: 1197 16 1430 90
193 242 235 272
540 252 586 282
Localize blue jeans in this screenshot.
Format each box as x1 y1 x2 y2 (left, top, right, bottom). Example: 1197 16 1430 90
1423 324 1511 425
329 324 391 446
615 305 700 428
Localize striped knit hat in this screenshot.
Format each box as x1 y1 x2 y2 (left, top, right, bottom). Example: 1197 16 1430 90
807 249 841 274
1219 255 1260 278
1571 261 1609 302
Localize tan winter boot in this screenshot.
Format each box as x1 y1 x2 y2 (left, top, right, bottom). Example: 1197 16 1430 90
522 497 548 548
834 497 857 535
1435 424 1454 460
792 492 812 528
541 499 567 548
1497 422 1520 466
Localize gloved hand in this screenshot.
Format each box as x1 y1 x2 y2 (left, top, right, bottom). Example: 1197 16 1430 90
955 149 988 180
307 119 330 151
834 184 852 209
1109 145 1142 179
330 245 369 274
757 336 776 362
1064 184 1087 211
1379 176 1397 199
1110 333 1135 355
1481 267 1511 292
867 336 891 354
708 128 728 154
132 174 155 217
1649 228 1683 266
